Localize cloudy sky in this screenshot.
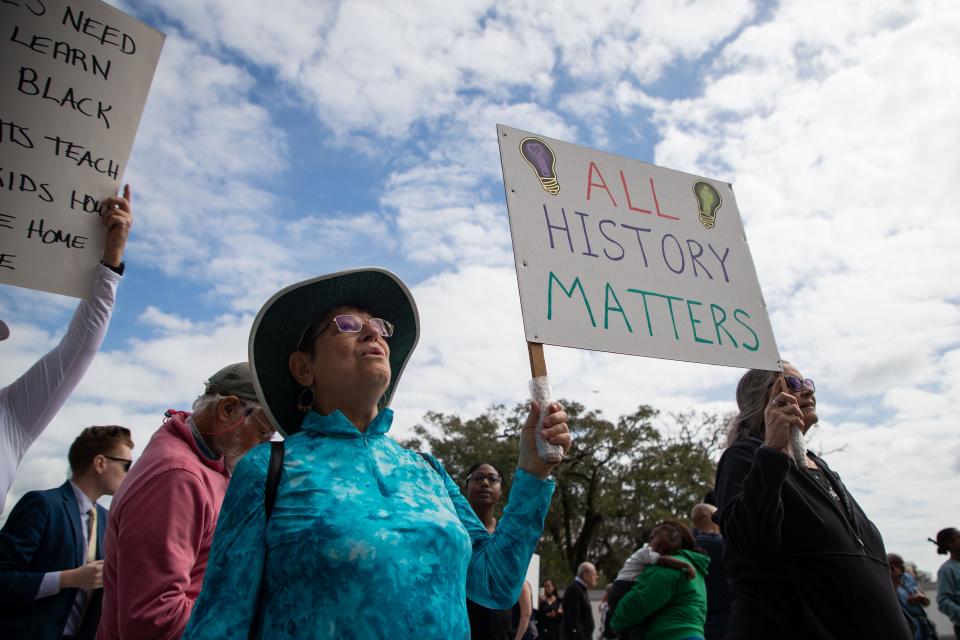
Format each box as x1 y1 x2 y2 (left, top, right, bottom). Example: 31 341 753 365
2 0 959 575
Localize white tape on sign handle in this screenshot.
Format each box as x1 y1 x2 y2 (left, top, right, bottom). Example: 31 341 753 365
530 376 564 464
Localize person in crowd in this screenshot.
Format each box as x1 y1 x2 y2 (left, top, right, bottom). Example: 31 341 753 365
610 520 709 640
562 561 597 639
182 268 571 639
0 187 132 511
933 527 960 639
0 426 133 639
512 580 538 640
899 558 932 617
600 584 613 635
714 364 912 639
97 363 272 640
905 561 921 580
690 503 730 640
539 579 563 640
464 461 514 640
603 527 696 639
888 553 937 640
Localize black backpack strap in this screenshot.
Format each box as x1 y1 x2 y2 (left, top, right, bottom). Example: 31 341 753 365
249 441 284 640
264 441 284 518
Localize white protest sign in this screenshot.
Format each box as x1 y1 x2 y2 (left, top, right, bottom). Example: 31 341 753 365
497 124 780 371
0 0 164 298
526 553 540 610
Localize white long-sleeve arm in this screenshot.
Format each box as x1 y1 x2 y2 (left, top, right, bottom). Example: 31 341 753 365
0 265 120 509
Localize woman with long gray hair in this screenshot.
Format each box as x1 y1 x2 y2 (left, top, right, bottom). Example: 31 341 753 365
714 363 911 639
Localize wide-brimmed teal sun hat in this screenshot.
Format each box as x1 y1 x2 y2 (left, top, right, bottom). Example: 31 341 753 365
248 267 419 436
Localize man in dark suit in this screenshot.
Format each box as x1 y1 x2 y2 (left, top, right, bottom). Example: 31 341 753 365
563 561 598 639
0 426 133 639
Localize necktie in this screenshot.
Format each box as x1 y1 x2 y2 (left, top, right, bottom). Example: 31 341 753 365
86 507 97 562
76 506 98 631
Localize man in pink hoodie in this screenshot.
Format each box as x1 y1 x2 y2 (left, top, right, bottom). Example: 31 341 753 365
97 363 274 640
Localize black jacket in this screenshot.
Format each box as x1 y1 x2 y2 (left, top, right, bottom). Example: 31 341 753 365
467 597 512 640
695 532 731 640
562 579 594 639
715 438 911 640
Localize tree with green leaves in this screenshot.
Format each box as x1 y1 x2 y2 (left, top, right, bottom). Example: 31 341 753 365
401 400 725 585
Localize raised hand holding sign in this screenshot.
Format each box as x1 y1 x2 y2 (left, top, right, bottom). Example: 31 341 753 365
0 0 163 298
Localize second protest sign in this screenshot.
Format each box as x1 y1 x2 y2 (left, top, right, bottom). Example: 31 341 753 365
0 0 164 298
497 124 780 371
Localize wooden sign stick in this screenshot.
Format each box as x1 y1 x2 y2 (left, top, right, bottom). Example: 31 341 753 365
527 341 565 463
528 341 548 378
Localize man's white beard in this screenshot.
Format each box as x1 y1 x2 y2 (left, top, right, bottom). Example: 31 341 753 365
790 426 808 467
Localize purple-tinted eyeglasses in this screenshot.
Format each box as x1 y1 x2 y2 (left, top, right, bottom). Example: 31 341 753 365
783 375 815 393
319 315 394 338
297 314 395 352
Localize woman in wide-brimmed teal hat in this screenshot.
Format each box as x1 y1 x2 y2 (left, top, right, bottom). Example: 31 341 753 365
184 267 571 640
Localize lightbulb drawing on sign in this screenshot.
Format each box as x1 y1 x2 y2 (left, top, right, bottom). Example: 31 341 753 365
519 137 560 195
693 180 722 229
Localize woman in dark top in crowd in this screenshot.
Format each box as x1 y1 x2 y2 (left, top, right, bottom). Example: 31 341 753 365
539 579 562 640
714 363 911 639
512 580 537 640
465 462 514 640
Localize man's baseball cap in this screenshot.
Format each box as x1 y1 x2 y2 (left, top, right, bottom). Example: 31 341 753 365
204 362 258 403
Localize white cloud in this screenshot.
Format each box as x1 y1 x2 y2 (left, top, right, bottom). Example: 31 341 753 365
139 305 196 332
116 29 415 311
379 99 577 267
139 0 756 140
286 212 397 253
109 30 334 313
114 0 761 284
381 167 511 266
0 285 77 332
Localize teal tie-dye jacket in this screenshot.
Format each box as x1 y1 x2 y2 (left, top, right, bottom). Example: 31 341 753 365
182 408 554 639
